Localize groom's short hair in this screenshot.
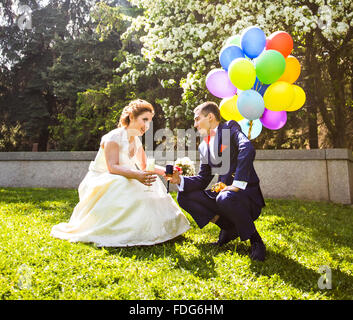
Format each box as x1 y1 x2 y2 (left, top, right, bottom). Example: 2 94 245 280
194 101 221 121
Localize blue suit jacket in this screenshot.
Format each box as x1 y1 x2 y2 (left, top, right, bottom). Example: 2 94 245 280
182 120 265 219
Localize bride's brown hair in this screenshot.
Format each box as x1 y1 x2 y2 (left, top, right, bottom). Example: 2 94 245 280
118 99 155 128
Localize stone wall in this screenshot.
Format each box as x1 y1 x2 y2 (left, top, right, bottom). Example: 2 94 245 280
0 149 352 204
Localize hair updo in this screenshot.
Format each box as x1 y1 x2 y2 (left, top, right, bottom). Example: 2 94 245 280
118 99 155 128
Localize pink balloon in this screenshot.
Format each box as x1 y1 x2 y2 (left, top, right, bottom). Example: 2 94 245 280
260 108 287 130
206 69 237 98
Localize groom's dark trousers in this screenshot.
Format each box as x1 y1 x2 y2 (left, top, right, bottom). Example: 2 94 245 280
177 120 265 241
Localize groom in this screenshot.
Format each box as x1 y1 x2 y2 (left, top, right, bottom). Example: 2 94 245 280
170 101 266 261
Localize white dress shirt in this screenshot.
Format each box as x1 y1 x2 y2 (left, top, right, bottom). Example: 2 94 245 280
177 125 248 191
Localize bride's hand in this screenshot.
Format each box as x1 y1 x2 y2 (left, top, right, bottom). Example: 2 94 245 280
136 171 157 186
154 167 166 176
166 168 182 184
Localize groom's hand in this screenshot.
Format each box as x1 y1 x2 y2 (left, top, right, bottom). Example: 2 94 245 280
220 185 239 193
167 168 182 185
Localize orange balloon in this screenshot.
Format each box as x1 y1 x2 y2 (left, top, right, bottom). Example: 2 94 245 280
266 31 293 58
278 56 301 84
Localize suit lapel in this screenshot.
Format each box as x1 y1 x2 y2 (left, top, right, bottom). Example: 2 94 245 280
207 122 223 166
199 140 210 165
213 122 224 160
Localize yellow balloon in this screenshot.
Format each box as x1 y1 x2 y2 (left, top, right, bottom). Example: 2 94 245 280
228 58 256 91
286 85 306 111
278 55 301 84
219 95 244 121
263 81 295 111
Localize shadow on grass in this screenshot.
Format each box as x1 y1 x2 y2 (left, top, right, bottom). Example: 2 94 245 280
103 233 353 299
249 249 353 300
103 235 224 280
213 238 353 299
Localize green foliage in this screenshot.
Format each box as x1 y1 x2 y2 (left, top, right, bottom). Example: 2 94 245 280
0 1 125 151
50 82 132 150
1 0 352 151
1 187 352 299
0 122 25 151
47 1 156 150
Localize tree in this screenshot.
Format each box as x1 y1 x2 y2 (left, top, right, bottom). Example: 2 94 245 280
48 0 148 150
0 0 112 151
1 0 352 151
121 0 353 148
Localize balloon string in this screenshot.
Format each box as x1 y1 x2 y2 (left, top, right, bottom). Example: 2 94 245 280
248 120 253 139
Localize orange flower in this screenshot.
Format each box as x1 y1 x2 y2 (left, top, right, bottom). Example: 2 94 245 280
211 182 227 193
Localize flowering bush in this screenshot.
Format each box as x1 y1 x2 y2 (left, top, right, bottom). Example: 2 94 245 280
113 0 353 148
175 157 196 176
121 0 351 117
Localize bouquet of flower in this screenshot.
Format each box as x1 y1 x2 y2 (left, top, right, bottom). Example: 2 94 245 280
174 157 195 176
211 182 227 193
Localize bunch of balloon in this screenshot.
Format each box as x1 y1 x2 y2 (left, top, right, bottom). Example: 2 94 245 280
205 26 306 139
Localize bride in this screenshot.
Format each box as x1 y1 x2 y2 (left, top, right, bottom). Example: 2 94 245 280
51 99 190 246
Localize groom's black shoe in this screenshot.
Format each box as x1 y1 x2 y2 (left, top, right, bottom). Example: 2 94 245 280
250 241 266 261
213 229 238 246
249 231 266 261
211 215 238 246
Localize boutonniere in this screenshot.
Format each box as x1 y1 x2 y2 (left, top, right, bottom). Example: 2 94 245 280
211 182 227 193
220 144 228 152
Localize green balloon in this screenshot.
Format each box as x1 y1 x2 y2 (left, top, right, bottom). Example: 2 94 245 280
228 58 256 91
226 35 241 47
255 50 286 84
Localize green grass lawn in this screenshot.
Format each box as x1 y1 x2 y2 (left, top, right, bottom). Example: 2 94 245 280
0 187 352 300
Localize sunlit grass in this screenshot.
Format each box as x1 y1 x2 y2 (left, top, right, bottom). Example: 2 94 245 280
0 187 352 299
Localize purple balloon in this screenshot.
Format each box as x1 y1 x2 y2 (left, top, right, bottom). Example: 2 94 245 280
206 69 237 98
260 108 287 130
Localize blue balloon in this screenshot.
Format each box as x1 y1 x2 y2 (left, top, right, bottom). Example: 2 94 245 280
237 119 262 140
237 89 265 120
219 45 245 71
241 27 266 59
252 77 269 96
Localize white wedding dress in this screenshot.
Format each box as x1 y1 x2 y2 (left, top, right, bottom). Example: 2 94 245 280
50 127 190 247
